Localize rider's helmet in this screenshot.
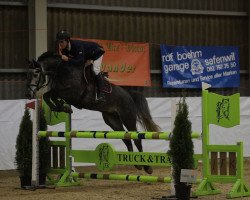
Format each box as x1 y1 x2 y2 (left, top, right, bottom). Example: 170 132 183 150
56 30 71 41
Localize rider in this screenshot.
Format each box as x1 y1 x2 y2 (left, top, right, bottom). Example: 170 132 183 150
56 30 107 102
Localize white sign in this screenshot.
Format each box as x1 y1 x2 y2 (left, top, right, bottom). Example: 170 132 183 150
180 169 197 183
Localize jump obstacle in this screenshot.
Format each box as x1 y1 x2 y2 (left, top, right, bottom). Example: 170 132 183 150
39 130 200 185
31 86 250 199
39 103 201 186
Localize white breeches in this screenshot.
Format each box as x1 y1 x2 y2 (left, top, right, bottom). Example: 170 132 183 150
93 55 103 75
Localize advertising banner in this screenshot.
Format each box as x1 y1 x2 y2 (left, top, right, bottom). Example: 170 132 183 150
160 45 240 88
75 38 151 86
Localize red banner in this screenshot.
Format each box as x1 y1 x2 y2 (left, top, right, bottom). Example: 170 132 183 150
74 38 151 86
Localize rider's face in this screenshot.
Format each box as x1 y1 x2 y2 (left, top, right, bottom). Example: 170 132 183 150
59 40 68 49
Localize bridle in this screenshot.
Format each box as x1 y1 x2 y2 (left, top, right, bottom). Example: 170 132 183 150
27 61 43 95
27 59 61 97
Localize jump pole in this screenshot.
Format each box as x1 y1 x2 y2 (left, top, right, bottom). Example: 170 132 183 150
31 99 39 187
38 131 200 139
78 173 171 183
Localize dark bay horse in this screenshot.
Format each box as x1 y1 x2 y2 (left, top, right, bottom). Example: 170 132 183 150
26 51 160 174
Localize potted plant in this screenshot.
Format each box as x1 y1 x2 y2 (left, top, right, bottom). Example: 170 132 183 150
15 108 50 188
169 98 194 200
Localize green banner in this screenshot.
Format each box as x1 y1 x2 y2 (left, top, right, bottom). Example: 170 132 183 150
207 92 240 127
71 143 171 171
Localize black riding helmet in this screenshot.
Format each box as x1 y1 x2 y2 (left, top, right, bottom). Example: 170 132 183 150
56 30 71 41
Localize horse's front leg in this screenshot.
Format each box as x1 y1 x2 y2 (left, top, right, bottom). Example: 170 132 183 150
43 93 59 111
51 97 73 113
43 93 72 113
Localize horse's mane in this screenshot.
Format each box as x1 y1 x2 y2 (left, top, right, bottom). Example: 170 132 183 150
38 51 60 62
37 51 84 75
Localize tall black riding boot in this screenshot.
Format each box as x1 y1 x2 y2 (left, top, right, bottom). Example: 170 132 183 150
95 73 106 102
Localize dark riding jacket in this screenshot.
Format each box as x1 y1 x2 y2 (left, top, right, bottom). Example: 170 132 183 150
61 40 105 66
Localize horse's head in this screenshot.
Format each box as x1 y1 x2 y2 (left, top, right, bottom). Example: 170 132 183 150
25 51 62 99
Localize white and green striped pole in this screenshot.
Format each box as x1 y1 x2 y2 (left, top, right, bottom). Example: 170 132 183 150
38 130 200 140
31 99 39 187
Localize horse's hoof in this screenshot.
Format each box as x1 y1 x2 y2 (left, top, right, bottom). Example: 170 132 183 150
134 165 143 170
143 166 153 174
63 106 73 113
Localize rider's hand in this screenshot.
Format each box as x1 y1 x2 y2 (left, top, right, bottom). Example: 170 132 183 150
61 55 69 61
85 60 93 66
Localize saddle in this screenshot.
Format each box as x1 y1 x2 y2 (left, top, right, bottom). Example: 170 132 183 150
83 65 112 94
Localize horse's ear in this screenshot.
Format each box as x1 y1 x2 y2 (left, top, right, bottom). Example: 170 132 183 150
26 58 36 69
25 58 32 65
32 59 41 68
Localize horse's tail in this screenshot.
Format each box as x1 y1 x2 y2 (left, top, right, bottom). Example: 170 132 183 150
129 91 160 132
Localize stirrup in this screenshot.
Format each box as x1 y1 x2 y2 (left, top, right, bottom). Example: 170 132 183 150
95 92 105 102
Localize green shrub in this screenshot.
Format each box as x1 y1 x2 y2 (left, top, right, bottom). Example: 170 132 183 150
15 108 50 180
15 109 33 176
169 98 194 184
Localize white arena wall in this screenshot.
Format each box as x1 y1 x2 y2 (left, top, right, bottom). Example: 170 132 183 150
0 97 249 170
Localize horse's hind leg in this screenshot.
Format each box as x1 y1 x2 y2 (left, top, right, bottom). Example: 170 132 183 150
102 112 142 171
117 109 153 174
102 112 133 151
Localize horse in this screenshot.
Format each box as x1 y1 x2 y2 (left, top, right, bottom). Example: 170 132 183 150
26 51 160 174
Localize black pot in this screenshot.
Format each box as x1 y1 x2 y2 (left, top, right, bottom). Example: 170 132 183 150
174 183 191 200
39 174 47 185
19 174 47 188
20 175 31 188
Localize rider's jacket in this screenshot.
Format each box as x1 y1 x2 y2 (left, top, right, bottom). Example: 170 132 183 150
61 39 105 66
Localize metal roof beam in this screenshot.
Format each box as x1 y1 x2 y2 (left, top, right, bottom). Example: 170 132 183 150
0 1 26 6
0 69 27 73
48 3 248 17
0 1 247 17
